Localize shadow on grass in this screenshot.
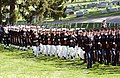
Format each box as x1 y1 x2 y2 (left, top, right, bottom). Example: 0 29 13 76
37 54 120 75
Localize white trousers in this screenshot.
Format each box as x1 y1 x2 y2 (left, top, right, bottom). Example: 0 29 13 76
78 47 85 59
62 46 69 59
58 45 63 58
32 46 39 57
69 47 76 60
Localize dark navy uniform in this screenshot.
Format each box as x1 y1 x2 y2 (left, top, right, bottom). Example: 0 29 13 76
22 31 27 50
94 34 102 63
50 33 54 45
3 31 10 48
84 35 92 68
101 33 108 64
54 33 60 46
77 33 83 48
116 32 120 65
0 26 4 43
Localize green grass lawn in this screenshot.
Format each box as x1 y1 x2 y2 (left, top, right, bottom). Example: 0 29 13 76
0 45 120 78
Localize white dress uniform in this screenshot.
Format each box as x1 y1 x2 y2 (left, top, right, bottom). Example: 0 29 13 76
69 35 76 60
47 35 51 56
78 47 85 59
32 31 39 58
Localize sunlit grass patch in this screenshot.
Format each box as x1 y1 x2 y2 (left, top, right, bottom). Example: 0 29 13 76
0 45 120 78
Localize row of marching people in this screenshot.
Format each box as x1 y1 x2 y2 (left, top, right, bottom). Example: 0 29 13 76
2 25 36 50
32 29 84 61
1 25 120 68
31 27 120 68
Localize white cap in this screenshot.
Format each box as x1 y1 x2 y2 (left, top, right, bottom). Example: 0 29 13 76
70 29 74 31
78 30 82 32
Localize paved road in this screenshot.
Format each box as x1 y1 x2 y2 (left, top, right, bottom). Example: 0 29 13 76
77 15 120 23
43 15 120 25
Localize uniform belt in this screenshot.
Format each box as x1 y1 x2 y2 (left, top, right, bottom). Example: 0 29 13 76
85 44 91 45
33 40 38 42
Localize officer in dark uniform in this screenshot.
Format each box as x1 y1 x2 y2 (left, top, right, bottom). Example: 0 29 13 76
8 28 11 44
9 29 13 45
19 29 24 50
22 31 27 50
108 29 113 65
94 30 102 64
15 29 20 48
0 26 4 43
84 30 93 68
29 29 33 47
13 29 16 46
11 29 15 45
105 29 111 65
100 29 108 65
116 29 120 65
16 28 19 49
77 30 83 48
3 28 10 48
16 29 21 49
88 30 95 64
26 29 30 48
82 30 87 63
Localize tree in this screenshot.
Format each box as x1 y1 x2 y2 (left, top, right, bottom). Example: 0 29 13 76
0 0 9 24
18 0 66 23
47 0 65 20
18 0 46 23
0 0 16 25
10 0 16 25
0 0 2 24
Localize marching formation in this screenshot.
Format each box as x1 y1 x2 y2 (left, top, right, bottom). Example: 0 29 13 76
0 25 120 68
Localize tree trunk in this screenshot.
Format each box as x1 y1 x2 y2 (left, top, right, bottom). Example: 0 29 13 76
10 0 16 25
0 0 2 24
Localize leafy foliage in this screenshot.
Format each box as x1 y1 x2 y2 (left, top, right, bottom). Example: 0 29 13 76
18 0 66 23
0 0 66 24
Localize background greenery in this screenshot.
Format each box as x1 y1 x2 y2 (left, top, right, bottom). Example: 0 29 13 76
0 0 120 24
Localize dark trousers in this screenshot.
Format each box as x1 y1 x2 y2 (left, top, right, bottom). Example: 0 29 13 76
97 49 103 64
103 49 111 65
91 50 96 64
86 52 92 69
116 50 120 65
111 50 117 66
84 53 87 63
